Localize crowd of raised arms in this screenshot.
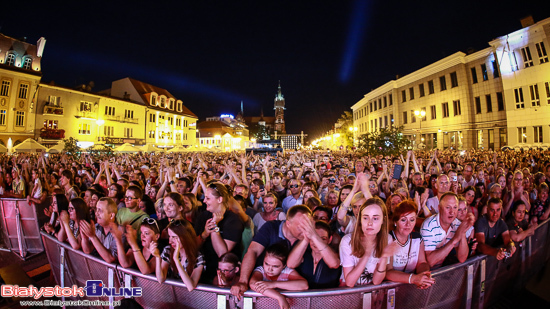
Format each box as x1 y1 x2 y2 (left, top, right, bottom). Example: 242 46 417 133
2 148 548 309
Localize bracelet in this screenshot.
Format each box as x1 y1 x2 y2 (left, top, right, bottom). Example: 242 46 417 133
408 273 413 284
132 249 140 253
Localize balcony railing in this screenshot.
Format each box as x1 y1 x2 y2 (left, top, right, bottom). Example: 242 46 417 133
124 117 138 124
43 105 64 115
39 128 65 139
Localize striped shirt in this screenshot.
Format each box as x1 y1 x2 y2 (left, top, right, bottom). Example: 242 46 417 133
420 214 461 267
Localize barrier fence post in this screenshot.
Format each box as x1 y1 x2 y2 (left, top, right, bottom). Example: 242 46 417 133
466 264 473 309
217 294 227 309
243 297 253 309
478 259 486 309
124 274 132 298
15 202 27 258
362 292 372 309
108 268 114 309
60 247 65 305
386 288 395 309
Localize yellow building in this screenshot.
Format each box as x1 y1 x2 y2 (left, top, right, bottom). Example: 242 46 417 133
0 33 46 146
197 115 249 150
35 83 145 148
351 16 550 150
107 78 197 148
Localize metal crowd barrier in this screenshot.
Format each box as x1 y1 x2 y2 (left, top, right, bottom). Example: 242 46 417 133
40 217 550 309
0 198 49 259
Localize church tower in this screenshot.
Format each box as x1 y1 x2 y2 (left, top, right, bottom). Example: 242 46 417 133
274 81 286 134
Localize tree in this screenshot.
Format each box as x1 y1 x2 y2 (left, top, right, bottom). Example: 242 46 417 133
335 111 354 149
63 137 81 158
357 126 410 156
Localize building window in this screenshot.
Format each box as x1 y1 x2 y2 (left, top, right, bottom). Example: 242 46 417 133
169 99 174 109
497 92 505 111
442 102 449 118
79 123 91 135
148 130 155 138
125 128 133 138
481 64 488 81
43 120 58 129
0 80 10 97
383 96 387 107
514 88 525 109
409 87 414 100
370 120 373 131
176 118 181 126
378 99 382 110
535 42 548 64
545 82 550 104
390 114 394 127
169 117 173 126
5 53 16 66
374 119 377 131
151 95 157 106
450 72 458 87
149 114 156 122
428 80 434 94
379 117 383 128
521 47 534 68
105 106 116 116
0 110 6 125
534 126 543 143
368 102 372 113
15 111 25 127
430 105 436 119
374 101 377 111
439 76 447 91
80 101 93 112
419 84 425 97
402 111 408 124
486 94 493 113
518 127 527 143
475 97 481 114
389 94 393 105
453 100 461 116
492 60 500 78
530 84 540 107
22 57 32 70
411 110 416 123
177 101 182 112
18 83 29 99
124 110 134 119
104 126 114 137
401 90 406 102
471 67 478 84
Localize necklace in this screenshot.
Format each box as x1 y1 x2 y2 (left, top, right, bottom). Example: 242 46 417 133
395 233 410 247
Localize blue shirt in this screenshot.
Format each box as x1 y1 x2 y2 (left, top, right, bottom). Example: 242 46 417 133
282 194 303 213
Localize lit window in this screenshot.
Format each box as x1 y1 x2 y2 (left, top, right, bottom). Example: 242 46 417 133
517 127 527 143
15 111 25 127
481 64 488 81
5 53 16 66
514 88 525 109
22 57 32 70
521 47 533 68
0 110 6 125
0 80 10 97
79 123 91 135
530 84 540 107
535 42 548 64
545 82 550 104
534 126 543 143
18 83 29 99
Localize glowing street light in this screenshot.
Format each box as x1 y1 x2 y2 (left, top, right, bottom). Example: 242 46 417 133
414 110 426 149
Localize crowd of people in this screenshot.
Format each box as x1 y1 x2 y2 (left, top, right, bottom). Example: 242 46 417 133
1 148 548 309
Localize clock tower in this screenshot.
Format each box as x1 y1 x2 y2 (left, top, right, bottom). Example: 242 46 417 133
274 81 286 134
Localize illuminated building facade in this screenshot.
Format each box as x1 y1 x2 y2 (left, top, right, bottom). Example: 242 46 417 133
197 114 250 150
0 33 46 146
274 81 286 134
35 83 145 148
352 16 550 150
107 78 197 148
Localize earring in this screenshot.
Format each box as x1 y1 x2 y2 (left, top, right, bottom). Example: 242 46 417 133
394 223 397 227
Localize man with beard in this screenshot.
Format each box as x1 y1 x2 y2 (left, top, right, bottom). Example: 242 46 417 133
474 198 516 260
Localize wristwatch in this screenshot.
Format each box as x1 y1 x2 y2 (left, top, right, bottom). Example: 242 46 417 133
169 180 175 185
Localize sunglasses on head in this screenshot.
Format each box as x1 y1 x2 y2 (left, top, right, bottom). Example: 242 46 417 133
142 217 159 230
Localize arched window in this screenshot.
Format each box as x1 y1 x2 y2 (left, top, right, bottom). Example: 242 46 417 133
150 94 157 106
5 53 16 66
22 57 32 70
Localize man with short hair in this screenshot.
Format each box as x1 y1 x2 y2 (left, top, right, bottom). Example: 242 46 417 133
425 174 451 214
81 198 126 263
231 205 312 299
421 192 473 268
474 198 516 260
462 163 476 188
282 179 303 213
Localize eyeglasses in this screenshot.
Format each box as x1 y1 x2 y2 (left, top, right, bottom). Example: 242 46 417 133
218 267 236 273
125 196 139 200
68 206 75 211
109 188 118 191
289 184 299 188
142 217 159 230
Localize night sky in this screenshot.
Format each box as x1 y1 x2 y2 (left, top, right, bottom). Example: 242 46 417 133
1 1 549 139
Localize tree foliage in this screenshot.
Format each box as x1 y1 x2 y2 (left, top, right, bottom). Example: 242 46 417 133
63 137 81 158
357 126 410 156
335 111 354 149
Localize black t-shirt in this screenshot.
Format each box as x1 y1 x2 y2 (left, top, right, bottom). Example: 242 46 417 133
474 215 508 248
251 220 291 266
195 210 244 283
296 246 341 289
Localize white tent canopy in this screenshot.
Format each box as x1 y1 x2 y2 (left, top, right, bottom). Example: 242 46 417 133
13 138 48 153
114 143 141 153
48 141 65 154
140 144 163 153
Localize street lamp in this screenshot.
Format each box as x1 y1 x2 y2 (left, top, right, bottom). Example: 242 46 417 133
96 119 105 143
349 126 358 148
414 110 426 149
